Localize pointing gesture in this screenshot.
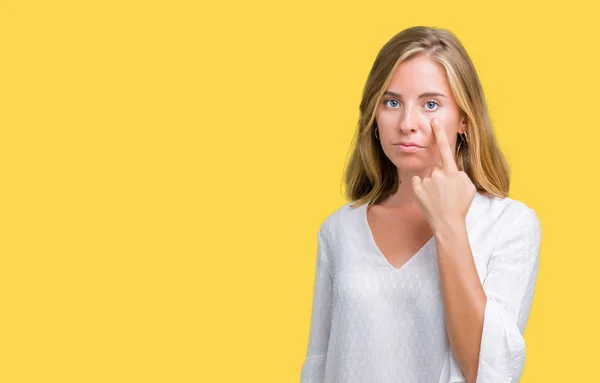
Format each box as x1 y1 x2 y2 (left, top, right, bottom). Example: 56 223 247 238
432 116 459 173
411 118 476 233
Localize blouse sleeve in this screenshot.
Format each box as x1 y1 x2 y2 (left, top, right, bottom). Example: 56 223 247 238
300 227 334 383
474 207 542 382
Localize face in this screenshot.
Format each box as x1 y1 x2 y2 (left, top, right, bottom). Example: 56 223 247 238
375 54 467 172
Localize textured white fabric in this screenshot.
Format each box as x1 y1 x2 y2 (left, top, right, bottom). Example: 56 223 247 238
300 192 542 383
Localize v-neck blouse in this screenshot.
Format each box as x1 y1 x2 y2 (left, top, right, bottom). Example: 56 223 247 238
300 192 542 383
362 202 436 271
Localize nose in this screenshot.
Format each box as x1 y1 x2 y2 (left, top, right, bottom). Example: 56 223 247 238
398 104 419 133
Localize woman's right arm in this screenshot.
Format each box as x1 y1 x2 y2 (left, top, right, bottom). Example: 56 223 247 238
300 226 333 383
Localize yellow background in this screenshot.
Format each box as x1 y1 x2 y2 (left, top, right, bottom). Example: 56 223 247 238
1 1 598 381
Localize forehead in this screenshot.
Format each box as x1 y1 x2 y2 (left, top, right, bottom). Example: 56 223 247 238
387 55 451 94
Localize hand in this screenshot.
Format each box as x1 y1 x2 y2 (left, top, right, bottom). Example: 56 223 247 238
411 118 476 233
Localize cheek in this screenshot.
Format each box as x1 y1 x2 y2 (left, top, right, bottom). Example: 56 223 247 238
376 110 396 124
434 115 460 138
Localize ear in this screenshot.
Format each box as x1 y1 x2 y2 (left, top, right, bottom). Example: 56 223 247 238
459 113 468 134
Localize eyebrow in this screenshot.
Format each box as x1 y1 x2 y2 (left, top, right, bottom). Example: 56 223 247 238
383 90 447 99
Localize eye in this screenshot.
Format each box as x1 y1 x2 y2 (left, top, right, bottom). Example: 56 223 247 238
383 99 400 108
424 100 440 111
383 98 441 111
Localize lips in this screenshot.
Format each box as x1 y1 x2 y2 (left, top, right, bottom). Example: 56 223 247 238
393 143 424 152
394 143 423 148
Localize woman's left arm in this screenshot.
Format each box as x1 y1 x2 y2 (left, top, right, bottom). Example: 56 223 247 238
435 208 541 383
412 119 542 382
434 217 486 383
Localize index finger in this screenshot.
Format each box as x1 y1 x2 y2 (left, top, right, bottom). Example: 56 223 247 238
431 118 458 172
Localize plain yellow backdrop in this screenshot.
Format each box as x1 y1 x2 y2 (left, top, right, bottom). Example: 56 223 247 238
1 0 598 382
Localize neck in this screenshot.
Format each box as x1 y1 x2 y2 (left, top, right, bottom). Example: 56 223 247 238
380 167 432 209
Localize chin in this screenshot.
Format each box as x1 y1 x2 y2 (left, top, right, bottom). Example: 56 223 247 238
391 158 428 170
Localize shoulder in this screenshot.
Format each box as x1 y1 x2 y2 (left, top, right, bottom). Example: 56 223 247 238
478 193 540 228
317 201 362 244
482 194 541 243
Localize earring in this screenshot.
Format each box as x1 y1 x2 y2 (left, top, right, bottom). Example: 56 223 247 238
457 131 468 154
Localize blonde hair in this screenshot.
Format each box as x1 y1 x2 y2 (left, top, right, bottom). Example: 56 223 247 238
343 26 510 208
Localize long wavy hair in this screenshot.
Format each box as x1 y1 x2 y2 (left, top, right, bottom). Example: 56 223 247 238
344 26 510 208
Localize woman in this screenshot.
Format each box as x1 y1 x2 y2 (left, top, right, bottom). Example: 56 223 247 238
300 26 542 383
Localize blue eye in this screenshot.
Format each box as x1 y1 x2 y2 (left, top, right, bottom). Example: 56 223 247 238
384 99 400 108
383 98 441 111
424 100 440 111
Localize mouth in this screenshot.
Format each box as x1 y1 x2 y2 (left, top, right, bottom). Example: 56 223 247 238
393 143 424 153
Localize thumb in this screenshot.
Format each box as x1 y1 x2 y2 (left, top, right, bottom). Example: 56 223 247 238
411 175 422 190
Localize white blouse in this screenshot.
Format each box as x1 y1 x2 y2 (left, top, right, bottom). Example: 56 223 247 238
300 192 542 383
